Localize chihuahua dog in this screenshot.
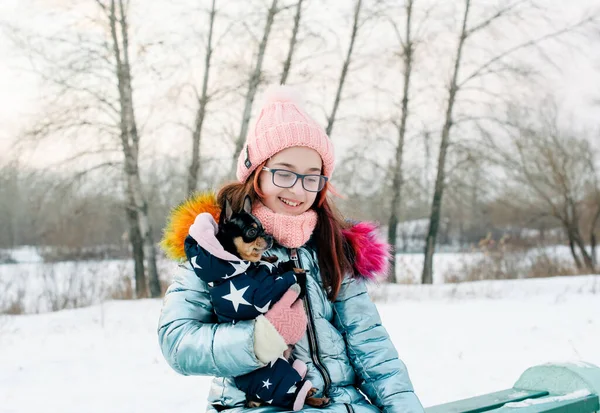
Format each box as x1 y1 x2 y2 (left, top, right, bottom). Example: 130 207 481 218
216 195 275 263
216 195 330 409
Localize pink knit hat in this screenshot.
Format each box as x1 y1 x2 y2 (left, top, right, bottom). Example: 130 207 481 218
236 85 335 183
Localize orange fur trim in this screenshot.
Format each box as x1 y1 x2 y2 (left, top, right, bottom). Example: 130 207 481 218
159 191 221 260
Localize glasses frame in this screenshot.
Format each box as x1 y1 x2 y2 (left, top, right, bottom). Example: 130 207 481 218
261 167 328 192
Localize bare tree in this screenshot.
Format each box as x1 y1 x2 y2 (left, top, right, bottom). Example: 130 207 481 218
325 0 362 137
280 0 305 85
422 0 472 284
187 0 217 194
104 0 161 297
386 0 416 282
421 0 597 284
5 0 162 297
479 103 598 271
230 0 279 175
586 153 600 267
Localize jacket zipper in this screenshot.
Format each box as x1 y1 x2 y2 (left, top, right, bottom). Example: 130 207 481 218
290 248 332 397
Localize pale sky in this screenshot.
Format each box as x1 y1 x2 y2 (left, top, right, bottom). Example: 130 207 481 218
1 0 599 172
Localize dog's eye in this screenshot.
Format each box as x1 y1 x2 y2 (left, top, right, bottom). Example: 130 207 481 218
246 228 258 238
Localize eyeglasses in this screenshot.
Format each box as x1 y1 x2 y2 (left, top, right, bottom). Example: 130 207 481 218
261 167 328 192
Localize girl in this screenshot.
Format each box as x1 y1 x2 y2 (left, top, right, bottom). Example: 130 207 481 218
158 86 424 412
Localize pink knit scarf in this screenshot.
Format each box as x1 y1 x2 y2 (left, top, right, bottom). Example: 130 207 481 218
252 201 317 248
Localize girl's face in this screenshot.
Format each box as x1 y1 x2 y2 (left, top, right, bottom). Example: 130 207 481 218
259 146 323 216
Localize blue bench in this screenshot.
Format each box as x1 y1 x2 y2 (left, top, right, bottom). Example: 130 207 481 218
425 362 600 413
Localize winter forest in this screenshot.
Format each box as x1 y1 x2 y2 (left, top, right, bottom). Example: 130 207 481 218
1 0 600 411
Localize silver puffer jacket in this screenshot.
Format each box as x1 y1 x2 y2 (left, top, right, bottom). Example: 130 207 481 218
158 238 424 413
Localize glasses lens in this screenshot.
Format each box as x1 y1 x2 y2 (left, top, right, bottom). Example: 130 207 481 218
303 175 326 192
273 170 297 188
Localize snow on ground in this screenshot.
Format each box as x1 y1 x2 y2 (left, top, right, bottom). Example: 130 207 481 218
1 275 599 413
393 245 579 284
0 245 581 314
0 246 43 264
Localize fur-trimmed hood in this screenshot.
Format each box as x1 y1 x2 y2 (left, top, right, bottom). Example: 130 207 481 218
160 191 391 281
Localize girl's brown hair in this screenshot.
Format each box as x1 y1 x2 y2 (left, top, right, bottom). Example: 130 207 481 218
217 165 354 300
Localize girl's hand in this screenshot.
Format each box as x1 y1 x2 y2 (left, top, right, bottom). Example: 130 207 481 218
254 284 307 363
265 284 307 345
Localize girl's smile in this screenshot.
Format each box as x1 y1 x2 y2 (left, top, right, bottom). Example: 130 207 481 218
259 147 323 216
278 196 303 209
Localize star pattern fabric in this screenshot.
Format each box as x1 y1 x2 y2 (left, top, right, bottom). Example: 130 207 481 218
254 300 271 314
183 235 299 323
222 282 251 312
184 234 308 409
224 261 251 279
235 358 306 409
258 260 276 271
191 255 202 269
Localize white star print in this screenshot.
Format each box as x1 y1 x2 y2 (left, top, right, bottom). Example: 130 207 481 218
254 301 271 314
275 276 283 281
265 399 273 404
191 255 202 269
207 282 214 287
258 260 276 271
223 261 250 279
222 282 251 312
262 379 272 389
287 384 297 394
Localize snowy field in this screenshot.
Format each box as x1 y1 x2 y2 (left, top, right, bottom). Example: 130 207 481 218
0 245 580 313
1 269 599 413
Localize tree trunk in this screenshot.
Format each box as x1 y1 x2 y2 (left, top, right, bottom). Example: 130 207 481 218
187 0 216 194
589 207 600 269
567 228 583 270
424 131 431 196
566 200 594 271
110 0 161 298
591 233 597 269
231 0 278 176
422 0 470 285
387 0 414 284
280 0 304 85
387 214 398 282
125 202 146 298
119 0 161 298
572 227 594 271
123 159 161 296
325 0 362 137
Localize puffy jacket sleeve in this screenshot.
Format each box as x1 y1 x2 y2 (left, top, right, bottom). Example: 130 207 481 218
157 263 264 378
332 276 424 413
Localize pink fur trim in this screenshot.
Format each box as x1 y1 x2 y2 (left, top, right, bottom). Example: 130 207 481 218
342 222 392 281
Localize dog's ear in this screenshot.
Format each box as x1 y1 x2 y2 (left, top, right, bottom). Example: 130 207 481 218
224 199 233 222
242 195 252 214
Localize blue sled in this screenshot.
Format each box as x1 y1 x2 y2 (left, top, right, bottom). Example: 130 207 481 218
426 362 600 413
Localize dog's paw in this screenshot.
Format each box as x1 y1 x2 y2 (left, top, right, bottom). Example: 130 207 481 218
261 255 278 264
277 260 296 273
294 271 307 299
305 388 330 408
